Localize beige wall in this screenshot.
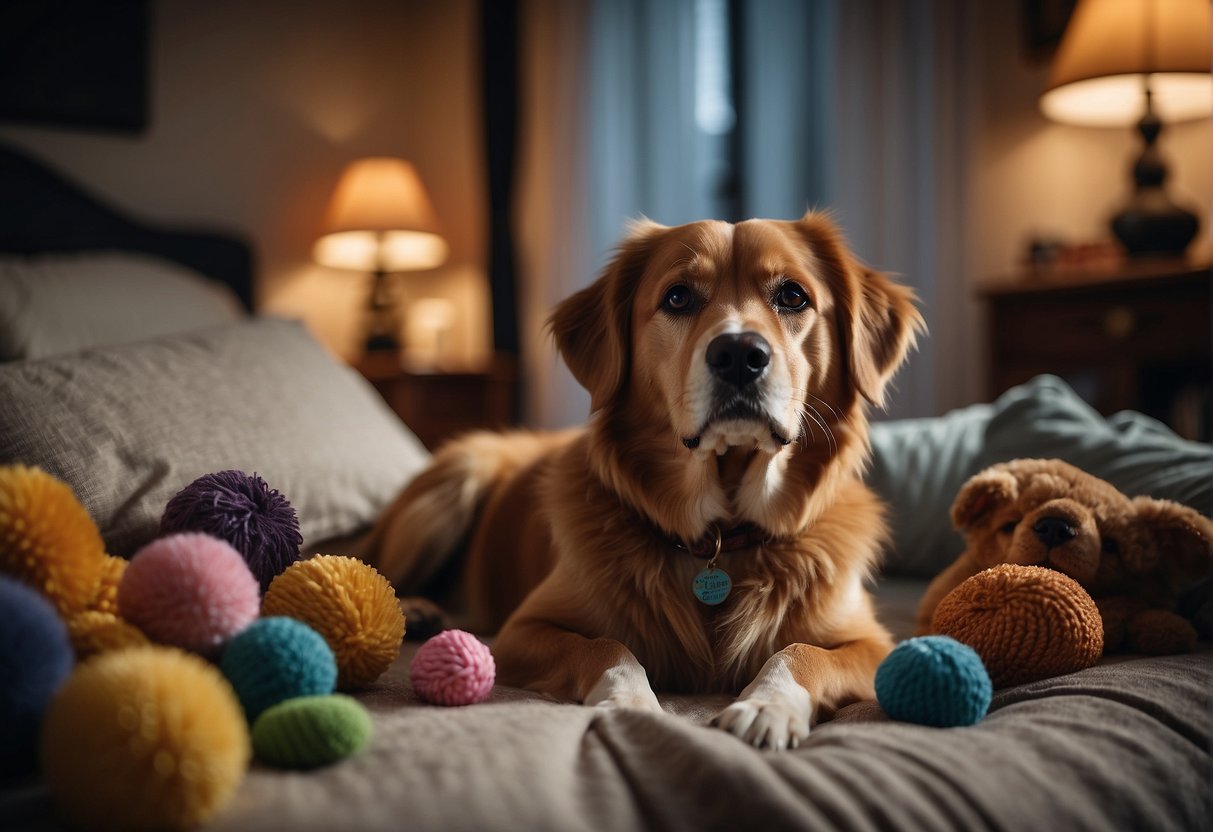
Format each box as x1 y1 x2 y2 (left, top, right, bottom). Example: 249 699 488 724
0 0 490 365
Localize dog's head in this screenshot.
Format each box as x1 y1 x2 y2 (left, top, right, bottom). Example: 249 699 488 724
549 213 923 462
951 458 1213 594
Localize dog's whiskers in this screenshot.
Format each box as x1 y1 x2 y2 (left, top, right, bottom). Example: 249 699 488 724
806 392 848 425
806 404 838 455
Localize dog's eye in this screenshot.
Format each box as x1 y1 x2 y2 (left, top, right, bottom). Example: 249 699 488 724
1101 537 1119 555
1000 520 1019 534
774 281 810 311
661 284 696 314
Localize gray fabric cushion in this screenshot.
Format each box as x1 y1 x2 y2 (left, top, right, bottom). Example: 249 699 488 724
0 318 429 556
869 374 1213 578
0 251 245 361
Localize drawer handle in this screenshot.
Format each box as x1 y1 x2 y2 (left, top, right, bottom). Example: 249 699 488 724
1103 306 1136 339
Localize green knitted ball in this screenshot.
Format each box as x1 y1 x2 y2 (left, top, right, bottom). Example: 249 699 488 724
875 636 992 727
251 694 372 769
220 617 337 721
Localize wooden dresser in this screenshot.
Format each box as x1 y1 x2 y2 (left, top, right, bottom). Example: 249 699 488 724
354 353 516 450
980 261 1211 441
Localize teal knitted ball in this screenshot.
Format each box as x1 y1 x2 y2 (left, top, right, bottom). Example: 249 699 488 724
219 617 337 721
875 636 992 727
252 694 372 769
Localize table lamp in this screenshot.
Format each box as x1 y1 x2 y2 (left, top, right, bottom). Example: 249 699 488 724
1040 0 1212 257
314 157 448 352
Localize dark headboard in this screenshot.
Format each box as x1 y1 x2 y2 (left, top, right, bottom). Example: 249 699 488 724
0 141 254 310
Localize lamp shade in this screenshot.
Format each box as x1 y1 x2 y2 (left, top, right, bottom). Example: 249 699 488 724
1041 0 1212 126
314 158 448 272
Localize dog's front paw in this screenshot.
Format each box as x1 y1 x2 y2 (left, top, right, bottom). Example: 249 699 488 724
585 663 663 712
398 596 451 641
711 697 810 751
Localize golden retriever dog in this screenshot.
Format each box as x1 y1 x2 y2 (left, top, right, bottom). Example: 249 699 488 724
359 212 923 749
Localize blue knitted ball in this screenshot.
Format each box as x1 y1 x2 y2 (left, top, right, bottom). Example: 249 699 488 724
219 617 338 721
0 576 74 776
160 470 302 592
875 636 992 728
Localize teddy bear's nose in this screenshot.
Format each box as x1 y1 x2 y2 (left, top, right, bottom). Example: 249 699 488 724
1033 516 1078 549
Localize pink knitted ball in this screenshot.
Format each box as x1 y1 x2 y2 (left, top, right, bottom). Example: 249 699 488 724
118 533 260 657
410 630 495 706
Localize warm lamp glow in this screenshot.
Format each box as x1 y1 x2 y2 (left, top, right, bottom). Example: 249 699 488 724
314 230 448 272
1041 0 1212 126
314 157 448 271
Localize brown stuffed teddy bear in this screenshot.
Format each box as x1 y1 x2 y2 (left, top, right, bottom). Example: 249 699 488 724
916 458 1213 655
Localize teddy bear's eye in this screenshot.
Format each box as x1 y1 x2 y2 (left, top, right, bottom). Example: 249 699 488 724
1101 537 1119 554
1000 520 1019 535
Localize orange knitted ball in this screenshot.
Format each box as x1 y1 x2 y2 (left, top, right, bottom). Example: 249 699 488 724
0 465 106 617
261 555 404 690
932 564 1103 689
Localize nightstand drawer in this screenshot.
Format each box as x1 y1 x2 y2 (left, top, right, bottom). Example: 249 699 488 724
982 265 1211 440
990 285 1209 363
355 356 516 449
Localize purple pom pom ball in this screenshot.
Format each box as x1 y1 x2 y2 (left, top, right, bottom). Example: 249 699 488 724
161 470 302 592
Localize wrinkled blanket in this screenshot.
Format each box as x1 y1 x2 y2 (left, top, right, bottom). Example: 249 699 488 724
5 581 1209 832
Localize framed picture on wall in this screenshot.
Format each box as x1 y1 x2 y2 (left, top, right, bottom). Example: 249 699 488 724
0 0 149 134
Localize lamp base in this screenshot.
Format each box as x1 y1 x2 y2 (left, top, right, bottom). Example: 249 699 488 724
363 332 401 353
1111 190 1199 257
363 267 403 354
1111 87 1200 258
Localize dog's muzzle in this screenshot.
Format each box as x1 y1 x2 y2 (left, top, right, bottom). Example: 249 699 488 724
681 332 791 451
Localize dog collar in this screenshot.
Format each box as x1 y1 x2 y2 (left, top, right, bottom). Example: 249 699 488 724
671 522 767 606
671 522 769 559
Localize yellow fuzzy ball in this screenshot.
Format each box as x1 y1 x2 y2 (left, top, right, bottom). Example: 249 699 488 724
262 555 404 690
67 611 149 660
0 465 106 617
41 645 250 831
87 555 128 615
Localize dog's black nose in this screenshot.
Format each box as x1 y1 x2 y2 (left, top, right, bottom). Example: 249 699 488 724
706 332 771 387
1033 516 1078 549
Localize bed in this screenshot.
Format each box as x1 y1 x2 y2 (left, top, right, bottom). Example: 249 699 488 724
1 140 1209 832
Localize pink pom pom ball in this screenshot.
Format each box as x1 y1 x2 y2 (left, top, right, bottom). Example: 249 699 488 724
118 533 260 657
410 630 495 706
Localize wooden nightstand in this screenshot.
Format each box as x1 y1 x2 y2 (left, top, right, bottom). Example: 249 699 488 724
980 261 1211 440
354 353 516 449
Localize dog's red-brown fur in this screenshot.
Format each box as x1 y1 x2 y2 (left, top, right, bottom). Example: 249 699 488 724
360 213 924 748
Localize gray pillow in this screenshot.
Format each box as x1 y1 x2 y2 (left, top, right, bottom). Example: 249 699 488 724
0 251 245 361
869 374 1213 578
0 318 429 556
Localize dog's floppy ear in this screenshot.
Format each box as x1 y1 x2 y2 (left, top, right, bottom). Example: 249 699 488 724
797 212 925 408
1131 496 1213 581
951 467 1019 531
548 219 666 412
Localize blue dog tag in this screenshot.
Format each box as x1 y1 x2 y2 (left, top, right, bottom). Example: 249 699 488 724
693 567 731 605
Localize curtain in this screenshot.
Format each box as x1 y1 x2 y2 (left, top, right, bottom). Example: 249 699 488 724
518 0 979 427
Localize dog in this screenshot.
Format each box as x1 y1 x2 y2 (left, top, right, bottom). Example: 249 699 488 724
359 212 924 749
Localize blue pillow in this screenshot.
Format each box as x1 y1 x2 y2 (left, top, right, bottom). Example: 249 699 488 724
868 375 1213 578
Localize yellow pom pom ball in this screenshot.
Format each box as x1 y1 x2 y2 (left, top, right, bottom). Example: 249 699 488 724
41 645 250 831
262 555 404 690
88 555 128 615
67 610 149 660
0 465 106 617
